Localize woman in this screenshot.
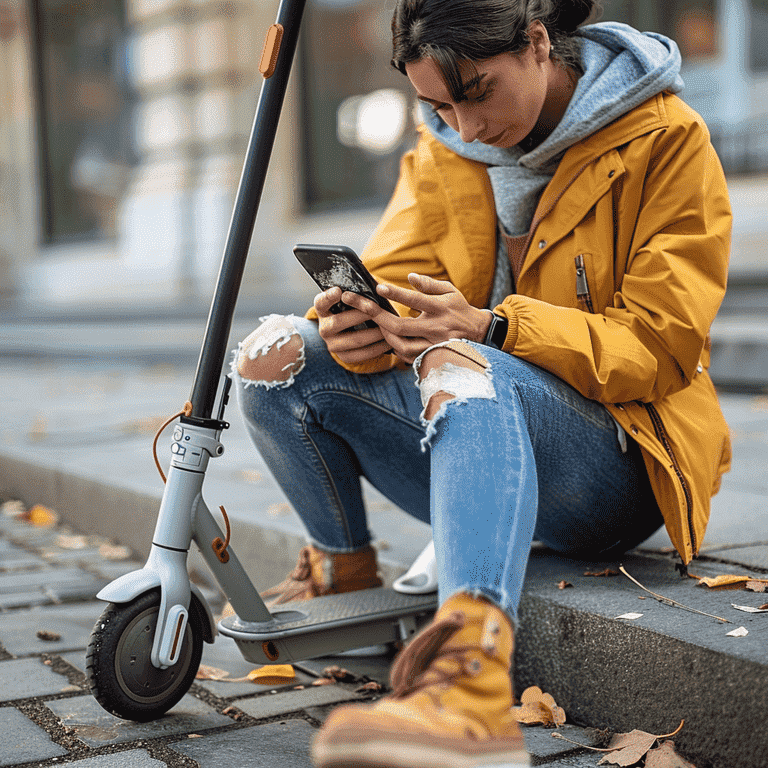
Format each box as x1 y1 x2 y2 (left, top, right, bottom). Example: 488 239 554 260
232 0 732 765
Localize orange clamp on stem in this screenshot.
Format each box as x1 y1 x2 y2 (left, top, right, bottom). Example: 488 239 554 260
259 23 284 79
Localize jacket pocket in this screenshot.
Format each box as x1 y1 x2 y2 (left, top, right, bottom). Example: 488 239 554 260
575 253 595 313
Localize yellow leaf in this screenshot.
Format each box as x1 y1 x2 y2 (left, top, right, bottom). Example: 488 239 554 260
246 664 295 685
520 686 544 704
512 686 566 727
697 574 753 589
25 505 58 527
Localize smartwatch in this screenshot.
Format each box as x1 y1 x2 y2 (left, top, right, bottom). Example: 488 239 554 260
483 311 509 350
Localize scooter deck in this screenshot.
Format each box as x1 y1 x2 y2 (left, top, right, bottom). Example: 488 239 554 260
218 587 437 665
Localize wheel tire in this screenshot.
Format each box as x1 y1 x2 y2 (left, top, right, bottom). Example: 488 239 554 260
86 588 205 721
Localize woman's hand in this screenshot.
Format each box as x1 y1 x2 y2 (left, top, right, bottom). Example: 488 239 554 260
314 287 393 365
341 273 493 364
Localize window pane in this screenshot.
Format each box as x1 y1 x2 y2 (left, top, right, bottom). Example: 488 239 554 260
598 0 717 59
752 0 768 71
299 0 414 213
32 0 135 245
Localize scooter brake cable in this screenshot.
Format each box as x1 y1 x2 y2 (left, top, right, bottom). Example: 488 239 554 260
151 401 232 564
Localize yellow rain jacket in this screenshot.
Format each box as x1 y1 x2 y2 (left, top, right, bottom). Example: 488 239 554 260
308 92 732 564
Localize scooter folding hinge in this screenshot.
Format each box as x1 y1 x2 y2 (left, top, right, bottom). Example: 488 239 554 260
157 604 189 668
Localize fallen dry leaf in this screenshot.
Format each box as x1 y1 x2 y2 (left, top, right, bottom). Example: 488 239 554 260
745 580 768 593
512 686 566 727
731 603 768 613
56 534 89 550
322 665 355 682
615 613 643 620
558 580 573 589
598 730 661 766
23 504 59 527
726 626 749 637
644 740 696 768
584 568 619 577
1 500 26 517
597 721 685 767
355 681 383 693
245 665 295 685
195 665 230 681
312 677 337 686
98 543 132 560
696 574 754 590
36 630 62 642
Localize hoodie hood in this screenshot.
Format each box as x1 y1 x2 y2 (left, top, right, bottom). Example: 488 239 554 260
420 22 684 170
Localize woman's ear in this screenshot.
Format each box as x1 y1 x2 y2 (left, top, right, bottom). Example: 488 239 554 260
526 20 551 62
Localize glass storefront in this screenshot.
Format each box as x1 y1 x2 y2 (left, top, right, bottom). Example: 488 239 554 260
30 0 135 245
298 0 416 213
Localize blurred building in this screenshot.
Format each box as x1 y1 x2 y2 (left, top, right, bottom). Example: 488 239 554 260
0 0 766 311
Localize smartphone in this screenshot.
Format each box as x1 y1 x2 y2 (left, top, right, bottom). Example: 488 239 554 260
293 244 399 319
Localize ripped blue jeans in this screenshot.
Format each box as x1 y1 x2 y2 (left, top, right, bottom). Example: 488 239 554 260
233 315 663 621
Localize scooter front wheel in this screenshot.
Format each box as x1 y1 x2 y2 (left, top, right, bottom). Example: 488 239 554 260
86 588 205 721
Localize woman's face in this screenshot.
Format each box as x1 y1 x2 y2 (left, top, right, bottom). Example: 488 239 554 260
405 26 564 148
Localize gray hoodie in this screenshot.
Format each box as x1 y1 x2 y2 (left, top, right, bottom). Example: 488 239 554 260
419 22 684 304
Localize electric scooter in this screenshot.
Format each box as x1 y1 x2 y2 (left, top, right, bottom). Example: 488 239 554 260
85 0 437 722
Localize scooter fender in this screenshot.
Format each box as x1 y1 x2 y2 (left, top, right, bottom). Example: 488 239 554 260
96 567 216 645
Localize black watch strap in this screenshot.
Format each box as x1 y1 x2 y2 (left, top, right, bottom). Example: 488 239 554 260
483 312 509 350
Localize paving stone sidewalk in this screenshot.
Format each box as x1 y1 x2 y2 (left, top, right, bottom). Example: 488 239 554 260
0 506 612 768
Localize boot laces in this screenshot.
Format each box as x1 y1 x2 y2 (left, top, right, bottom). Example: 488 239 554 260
390 612 478 700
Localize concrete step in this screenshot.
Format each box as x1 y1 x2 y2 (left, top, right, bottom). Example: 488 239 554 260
517 548 768 768
710 313 768 391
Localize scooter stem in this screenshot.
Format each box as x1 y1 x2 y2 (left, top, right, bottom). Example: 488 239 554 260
189 0 308 420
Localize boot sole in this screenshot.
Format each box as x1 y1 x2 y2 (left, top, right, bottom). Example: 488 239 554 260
312 731 530 768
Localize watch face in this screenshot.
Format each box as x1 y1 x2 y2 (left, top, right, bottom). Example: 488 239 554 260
491 314 508 349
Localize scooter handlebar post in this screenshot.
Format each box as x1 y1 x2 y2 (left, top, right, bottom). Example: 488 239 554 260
189 0 308 419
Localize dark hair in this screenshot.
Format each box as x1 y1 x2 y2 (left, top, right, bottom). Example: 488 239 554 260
391 0 596 101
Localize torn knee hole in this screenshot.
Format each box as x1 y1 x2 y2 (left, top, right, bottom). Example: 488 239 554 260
423 390 455 421
236 315 305 385
417 342 495 421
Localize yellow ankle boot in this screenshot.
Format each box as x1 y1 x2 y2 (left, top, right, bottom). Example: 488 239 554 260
261 544 382 606
311 592 529 768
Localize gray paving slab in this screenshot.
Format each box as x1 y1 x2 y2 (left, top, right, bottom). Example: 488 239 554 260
170 719 317 768
47 694 232 747
0 539 47 570
0 565 105 598
233 684 365 720
86 559 145 581
0 657 80 700
60 649 88 676
64 750 167 768
0 601 102 656
0 706 68 766
0 590 54 610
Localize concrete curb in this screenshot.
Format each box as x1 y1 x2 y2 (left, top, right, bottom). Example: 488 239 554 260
0 449 415 594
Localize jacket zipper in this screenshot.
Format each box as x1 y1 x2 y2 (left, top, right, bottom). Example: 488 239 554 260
644 402 697 556
575 254 595 313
